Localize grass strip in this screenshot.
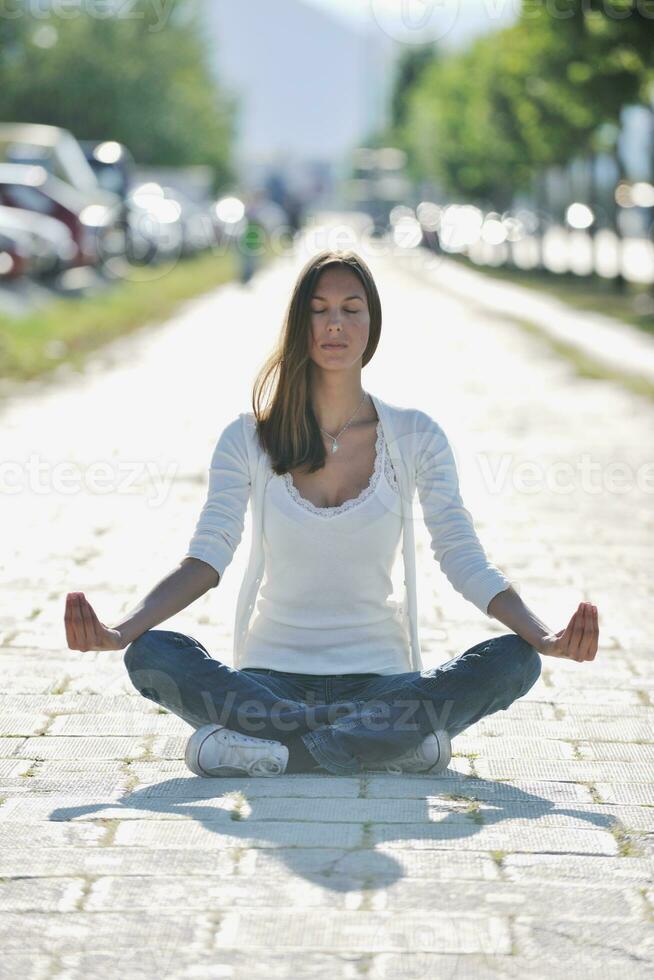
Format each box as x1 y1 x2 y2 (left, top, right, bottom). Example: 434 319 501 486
0 247 245 382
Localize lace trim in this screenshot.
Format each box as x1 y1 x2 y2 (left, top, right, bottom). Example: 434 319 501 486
283 421 387 518
384 446 399 491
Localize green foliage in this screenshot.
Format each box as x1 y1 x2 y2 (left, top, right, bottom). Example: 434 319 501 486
0 0 236 190
390 42 440 131
398 1 654 202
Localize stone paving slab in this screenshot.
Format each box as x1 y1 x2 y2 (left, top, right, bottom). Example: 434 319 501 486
372 824 619 855
544 689 651 707
0 777 132 797
508 801 654 832
0 794 506 825
0 758 32 777
13 736 150 761
0 714 51 736
474 758 654 782
472 718 654 741
576 741 654 762
47 951 378 980
210 908 512 955
0 877 85 913
65 873 647 921
451 735 578 759
0 821 105 848
366 776 596 804
594 782 654 805
379 951 653 980
502 852 654 883
556 704 654 722
0 674 71 695
112 819 365 849
0 845 249 879
137 774 363 798
249 846 503 881
0 911 209 956
22 760 131 778
0 737 27 757
0 956 53 980
47 713 189 737
0 694 161 713
512 917 654 966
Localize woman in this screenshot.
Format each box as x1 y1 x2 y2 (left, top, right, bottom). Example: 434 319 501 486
65 249 599 778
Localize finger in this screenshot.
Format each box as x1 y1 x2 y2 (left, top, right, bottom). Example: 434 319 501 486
578 604 595 661
567 606 585 661
586 604 599 661
559 607 580 647
85 599 104 636
67 592 84 649
64 593 76 648
76 594 93 650
88 602 111 648
561 609 582 660
583 603 599 661
81 594 102 649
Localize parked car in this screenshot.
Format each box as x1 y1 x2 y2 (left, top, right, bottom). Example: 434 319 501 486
0 122 100 194
0 229 32 279
0 203 76 277
159 185 217 255
79 139 135 201
124 182 185 264
0 164 124 267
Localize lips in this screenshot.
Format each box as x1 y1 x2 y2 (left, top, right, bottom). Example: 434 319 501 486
321 343 346 348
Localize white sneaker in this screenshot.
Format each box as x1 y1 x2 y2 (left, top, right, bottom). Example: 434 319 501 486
366 730 452 775
185 724 289 777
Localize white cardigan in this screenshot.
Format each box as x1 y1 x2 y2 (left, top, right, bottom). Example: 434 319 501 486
184 391 513 672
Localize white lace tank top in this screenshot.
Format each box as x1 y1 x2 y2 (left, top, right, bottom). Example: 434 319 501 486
240 421 412 675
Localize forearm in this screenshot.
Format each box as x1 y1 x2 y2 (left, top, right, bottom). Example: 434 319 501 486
110 557 219 647
487 586 552 654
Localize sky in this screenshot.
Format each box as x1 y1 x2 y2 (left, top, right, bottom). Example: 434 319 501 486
301 0 520 49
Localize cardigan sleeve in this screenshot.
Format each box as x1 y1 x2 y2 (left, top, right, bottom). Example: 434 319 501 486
415 414 512 616
183 415 251 585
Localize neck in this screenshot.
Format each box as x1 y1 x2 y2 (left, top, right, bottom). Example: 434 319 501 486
310 376 369 434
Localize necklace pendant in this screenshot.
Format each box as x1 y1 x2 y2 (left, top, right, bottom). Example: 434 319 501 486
331 441 338 454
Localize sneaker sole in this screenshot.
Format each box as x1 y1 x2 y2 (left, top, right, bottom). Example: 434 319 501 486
185 723 227 777
427 729 452 774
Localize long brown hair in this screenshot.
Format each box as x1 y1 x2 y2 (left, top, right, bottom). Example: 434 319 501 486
252 249 382 476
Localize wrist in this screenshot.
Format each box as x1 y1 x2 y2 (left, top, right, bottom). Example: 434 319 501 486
533 633 554 656
110 625 130 648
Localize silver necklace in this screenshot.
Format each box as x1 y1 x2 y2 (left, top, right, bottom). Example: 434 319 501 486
318 390 368 454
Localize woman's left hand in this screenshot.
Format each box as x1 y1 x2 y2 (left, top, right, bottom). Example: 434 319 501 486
537 602 599 661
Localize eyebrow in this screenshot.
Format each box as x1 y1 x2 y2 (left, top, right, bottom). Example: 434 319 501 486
311 294 364 301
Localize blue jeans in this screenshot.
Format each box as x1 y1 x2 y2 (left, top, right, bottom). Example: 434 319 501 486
123 630 542 776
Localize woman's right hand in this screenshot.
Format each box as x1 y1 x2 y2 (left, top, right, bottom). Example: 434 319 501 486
65 592 125 651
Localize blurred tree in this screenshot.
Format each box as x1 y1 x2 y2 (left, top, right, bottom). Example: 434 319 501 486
0 0 236 192
398 0 653 204
390 42 440 132
403 37 531 208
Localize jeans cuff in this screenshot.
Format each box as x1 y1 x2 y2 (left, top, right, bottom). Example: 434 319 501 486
301 730 362 776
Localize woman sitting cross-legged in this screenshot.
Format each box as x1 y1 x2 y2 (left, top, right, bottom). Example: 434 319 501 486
65 249 599 778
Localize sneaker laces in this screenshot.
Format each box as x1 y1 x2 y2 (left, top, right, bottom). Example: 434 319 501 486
246 756 284 776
